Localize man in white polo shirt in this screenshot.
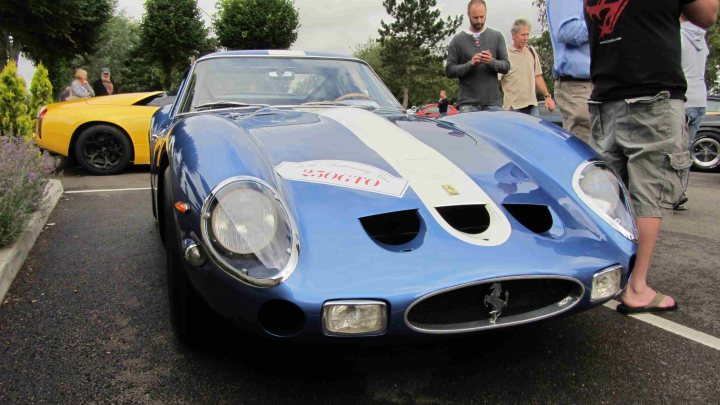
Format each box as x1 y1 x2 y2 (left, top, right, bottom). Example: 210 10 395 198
500 18 555 117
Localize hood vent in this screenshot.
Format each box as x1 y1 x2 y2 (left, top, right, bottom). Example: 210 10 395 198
503 204 553 234
435 205 490 235
360 209 423 248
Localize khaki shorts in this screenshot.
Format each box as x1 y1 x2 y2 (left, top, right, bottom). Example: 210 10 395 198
555 79 592 143
588 91 691 218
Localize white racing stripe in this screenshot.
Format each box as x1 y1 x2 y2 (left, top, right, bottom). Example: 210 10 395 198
64 187 151 194
604 300 720 351
317 108 511 246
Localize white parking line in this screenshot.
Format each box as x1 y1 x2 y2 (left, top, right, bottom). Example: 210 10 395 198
64 187 151 194
604 300 720 351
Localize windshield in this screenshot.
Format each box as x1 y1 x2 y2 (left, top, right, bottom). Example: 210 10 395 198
177 56 403 113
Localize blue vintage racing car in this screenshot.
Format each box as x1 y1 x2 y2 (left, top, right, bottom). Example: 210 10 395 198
150 50 637 343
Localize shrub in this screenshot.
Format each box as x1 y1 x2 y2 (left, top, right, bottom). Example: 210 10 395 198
0 136 55 247
29 64 54 119
0 62 33 138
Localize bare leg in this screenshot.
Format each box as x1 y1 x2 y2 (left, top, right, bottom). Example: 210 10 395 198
621 217 675 308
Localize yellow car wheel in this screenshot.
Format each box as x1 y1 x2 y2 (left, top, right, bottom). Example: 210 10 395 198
74 124 131 175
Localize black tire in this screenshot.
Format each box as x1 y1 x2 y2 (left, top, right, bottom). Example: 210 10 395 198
163 168 215 344
74 124 131 175
691 132 720 172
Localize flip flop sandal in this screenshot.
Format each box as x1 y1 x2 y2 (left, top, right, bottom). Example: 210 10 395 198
616 292 678 315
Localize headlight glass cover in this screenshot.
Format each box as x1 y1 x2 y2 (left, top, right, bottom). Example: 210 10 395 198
573 161 637 241
201 177 298 287
322 301 388 335
591 265 623 301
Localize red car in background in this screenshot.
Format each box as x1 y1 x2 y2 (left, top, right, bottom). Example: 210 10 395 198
415 103 459 117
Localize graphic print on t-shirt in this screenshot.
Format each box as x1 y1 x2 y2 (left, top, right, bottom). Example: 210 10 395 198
585 0 629 38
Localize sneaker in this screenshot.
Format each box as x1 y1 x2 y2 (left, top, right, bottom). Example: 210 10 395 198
673 204 688 211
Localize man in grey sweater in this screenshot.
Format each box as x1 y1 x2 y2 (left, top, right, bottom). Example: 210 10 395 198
446 0 510 112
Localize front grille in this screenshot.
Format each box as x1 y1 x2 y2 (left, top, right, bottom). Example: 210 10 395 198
406 277 583 332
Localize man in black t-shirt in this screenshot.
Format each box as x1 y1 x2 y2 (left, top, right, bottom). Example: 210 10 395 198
584 0 717 315
438 90 449 117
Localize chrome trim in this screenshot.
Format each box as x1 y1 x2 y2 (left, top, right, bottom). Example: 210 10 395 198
322 300 388 336
572 160 638 241
199 176 300 288
404 275 585 334
590 264 624 302
197 53 363 63
182 239 206 267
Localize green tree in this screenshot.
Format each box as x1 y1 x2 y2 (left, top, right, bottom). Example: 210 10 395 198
138 0 208 90
532 0 548 31
704 10 720 93
0 0 114 92
1 29 19 66
72 13 140 94
29 64 53 117
354 38 457 108
0 62 32 138
378 0 462 108
122 46 165 93
354 39 391 86
214 0 300 49
529 31 554 97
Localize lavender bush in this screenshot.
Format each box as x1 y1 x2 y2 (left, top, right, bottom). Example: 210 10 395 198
0 136 55 247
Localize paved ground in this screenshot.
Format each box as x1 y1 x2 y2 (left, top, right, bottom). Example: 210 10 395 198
0 164 719 404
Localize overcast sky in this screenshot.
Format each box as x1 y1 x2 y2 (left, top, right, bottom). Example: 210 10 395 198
18 0 540 82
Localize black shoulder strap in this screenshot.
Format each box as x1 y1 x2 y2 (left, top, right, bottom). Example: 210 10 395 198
526 45 537 71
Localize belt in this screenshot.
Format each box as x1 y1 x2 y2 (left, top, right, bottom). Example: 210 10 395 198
558 76 591 82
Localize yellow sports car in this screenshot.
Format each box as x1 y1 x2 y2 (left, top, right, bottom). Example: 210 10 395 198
33 91 170 175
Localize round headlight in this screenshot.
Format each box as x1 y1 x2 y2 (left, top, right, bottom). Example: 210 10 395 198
201 177 299 287
578 165 621 213
574 161 637 241
211 187 277 254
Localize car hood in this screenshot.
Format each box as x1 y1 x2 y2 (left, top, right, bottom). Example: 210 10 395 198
82 91 165 106
240 107 549 224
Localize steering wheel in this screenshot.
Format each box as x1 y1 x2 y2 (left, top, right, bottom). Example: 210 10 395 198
335 92 373 102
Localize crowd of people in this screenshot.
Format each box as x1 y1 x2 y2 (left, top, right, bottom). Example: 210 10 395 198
444 0 718 315
59 67 116 101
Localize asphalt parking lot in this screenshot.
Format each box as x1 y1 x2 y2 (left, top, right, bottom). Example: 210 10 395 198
0 165 719 404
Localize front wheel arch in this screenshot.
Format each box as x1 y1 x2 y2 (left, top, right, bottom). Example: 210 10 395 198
155 158 170 244
70 122 135 171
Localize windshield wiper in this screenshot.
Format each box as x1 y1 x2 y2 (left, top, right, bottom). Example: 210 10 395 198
373 106 405 114
300 101 374 110
301 101 351 107
194 101 269 111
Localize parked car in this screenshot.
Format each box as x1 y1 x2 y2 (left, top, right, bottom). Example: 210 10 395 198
33 91 169 175
150 51 636 344
692 95 720 171
415 103 459 117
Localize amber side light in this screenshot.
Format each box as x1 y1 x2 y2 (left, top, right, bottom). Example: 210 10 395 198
174 202 189 213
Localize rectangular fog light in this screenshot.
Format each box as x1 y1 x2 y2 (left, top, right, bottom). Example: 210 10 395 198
322 300 387 336
591 265 623 301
